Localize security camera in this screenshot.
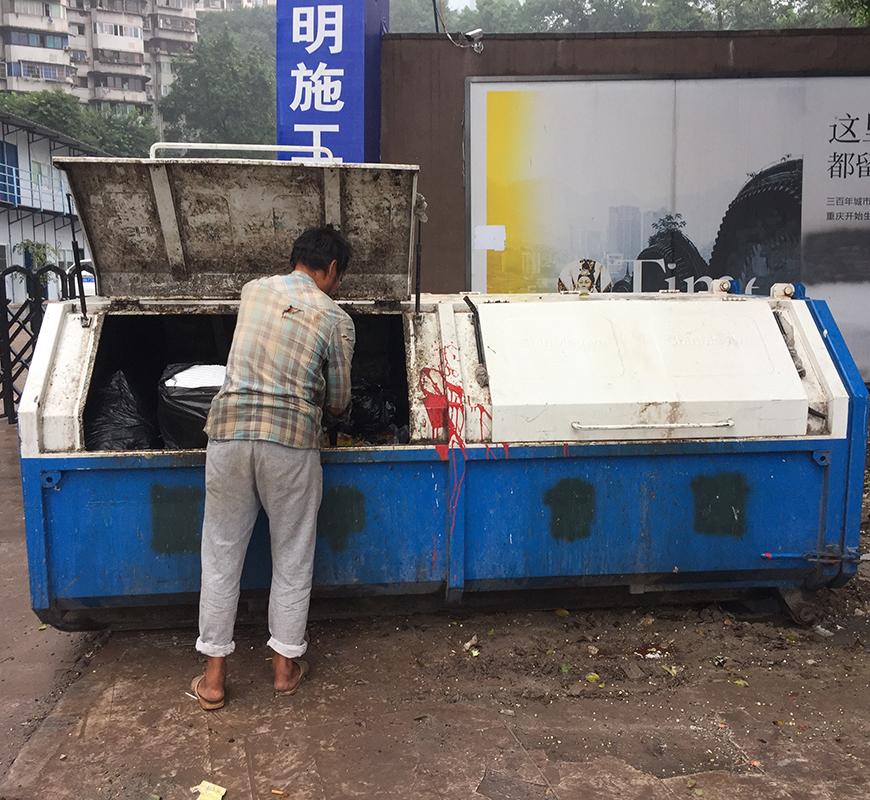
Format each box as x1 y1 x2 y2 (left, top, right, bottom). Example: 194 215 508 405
464 28 484 53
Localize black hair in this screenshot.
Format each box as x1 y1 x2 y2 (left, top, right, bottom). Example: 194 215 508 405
290 226 352 276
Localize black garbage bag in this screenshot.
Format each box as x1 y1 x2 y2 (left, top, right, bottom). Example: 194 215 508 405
158 363 224 449
84 370 160 451
348 378 397 435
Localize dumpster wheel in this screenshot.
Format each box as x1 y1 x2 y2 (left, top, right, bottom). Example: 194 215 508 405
778 587 822 626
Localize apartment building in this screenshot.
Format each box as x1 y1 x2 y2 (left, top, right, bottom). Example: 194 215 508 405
0 0 197 123
198 0 275 11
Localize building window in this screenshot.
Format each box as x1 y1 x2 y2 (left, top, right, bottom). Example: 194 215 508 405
31 160 45 188
10 31 39 46
69 49 88 63
70 22 86 35
94 49 143 65
0 143 21 206
156 14 195 32
15 61 73 81
12 0 66 17
9 31 69 48
95 74 145 91
93 22 143 38
98 101 141 114
77 76 88 88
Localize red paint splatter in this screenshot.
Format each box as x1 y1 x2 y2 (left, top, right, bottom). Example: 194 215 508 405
502 443 510 459
419 346 467 456
473 403 492 441
419 346 477 544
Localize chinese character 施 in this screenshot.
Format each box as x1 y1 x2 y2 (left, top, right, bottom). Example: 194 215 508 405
292 5 343 54
290 61 345 112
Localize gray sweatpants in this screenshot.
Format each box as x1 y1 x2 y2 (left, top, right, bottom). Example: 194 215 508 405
196 439 322 660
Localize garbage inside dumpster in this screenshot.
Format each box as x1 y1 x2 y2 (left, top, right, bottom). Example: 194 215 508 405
157 364 226 449
17 155 868 631
81 312 410 451
83 369 159 451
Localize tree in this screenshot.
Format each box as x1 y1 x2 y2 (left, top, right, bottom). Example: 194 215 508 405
648 0 711 29
197 5 276 53
394 0 856 32
390 0 441 31
0 90 156 157
160 28 276 144
830 0 870 22
650 213 687 243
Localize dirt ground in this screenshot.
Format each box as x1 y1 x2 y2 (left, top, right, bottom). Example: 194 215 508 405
1 448 868 799
0 425 90 779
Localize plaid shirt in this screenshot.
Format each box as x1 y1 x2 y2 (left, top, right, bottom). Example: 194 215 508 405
205 272 355 450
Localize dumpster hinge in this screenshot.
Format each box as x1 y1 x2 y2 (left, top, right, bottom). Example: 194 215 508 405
41 471 62 489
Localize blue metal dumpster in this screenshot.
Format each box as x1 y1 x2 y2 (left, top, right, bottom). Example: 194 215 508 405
18 158 868 629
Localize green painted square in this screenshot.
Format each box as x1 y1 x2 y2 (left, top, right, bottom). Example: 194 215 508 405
691 473 749 537
543 479 596 542
150 485 205 554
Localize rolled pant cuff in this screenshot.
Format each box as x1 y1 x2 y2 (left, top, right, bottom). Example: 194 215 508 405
196 636 235 658
267 636 308 659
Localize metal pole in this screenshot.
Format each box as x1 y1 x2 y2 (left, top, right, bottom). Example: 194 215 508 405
0 272 16 423
66 193 89 327
462 295 488 387
414 217 422 316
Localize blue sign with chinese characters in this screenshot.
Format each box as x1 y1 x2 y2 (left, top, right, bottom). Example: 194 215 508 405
276 0 388 163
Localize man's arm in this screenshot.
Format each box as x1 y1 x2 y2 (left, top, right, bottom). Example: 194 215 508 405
325 314 355 417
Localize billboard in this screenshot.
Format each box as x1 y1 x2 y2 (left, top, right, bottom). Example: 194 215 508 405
467 77 870 377
276 0 387 162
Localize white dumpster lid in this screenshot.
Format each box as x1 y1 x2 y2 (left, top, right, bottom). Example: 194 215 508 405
54 158 419 301
477 296 809 442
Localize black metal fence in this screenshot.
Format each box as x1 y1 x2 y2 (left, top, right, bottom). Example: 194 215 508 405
0 261 95 423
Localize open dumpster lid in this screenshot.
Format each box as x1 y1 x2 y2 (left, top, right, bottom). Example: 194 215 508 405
54 158 419 301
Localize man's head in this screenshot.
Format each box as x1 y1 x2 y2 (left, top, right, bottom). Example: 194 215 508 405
291 226 352 296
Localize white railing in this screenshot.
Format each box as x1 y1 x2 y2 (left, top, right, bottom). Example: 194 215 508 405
0 161 74 213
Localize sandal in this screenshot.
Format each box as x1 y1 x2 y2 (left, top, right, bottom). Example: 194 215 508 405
190 674 225 711
276 660 309 696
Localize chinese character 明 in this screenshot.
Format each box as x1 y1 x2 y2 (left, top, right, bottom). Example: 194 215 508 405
290 61 345 112
829 114 860 144
291 5 343 54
